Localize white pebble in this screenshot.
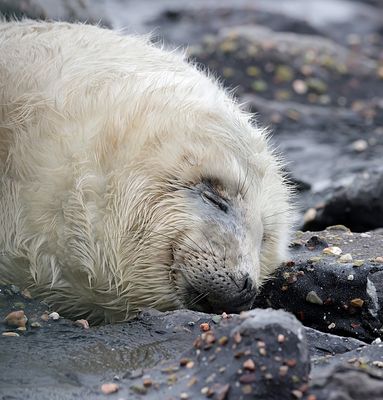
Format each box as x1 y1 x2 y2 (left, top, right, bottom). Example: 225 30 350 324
351 139 368 152
49 312 60 320
347 274 355 281
339 253 353 263
323 246 342 256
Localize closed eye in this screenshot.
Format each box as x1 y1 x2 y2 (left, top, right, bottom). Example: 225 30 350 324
201 191 229 213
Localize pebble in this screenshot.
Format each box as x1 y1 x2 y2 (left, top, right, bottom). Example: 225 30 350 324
49 312 60 321
323 246 342 256
328 322 336 330
200 322 210 332
2 332 20 337
306 291 323 305
350 298 364 308
292 79 308 94
351 139 368 152
243 359 256 371
180 392 189 399
31 322 42 328
375 257 383 264
303 208 317 223
277 334 285 343
4 310 28 328
74 319 89 329
339 253 353 263
372 361 383 368
347 274 355 281
101 383 119 394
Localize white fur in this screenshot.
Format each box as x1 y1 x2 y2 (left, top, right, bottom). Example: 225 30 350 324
0 21 293 322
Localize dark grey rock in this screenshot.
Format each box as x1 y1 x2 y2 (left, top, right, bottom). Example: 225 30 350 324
255 227 383 342
303 168 383 232
0 0 110 26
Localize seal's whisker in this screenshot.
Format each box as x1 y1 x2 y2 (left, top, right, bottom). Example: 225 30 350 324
188 291 209 308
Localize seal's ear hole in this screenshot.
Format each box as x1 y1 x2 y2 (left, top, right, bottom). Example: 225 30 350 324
201 191 229 213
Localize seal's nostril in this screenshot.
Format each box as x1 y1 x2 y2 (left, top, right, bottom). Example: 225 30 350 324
241 275 252 292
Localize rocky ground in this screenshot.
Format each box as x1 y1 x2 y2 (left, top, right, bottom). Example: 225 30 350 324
1 0 383 399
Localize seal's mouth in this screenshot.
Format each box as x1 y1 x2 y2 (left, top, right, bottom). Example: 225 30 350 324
183 284 257 314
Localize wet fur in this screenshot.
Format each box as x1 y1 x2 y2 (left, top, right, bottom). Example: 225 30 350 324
0 21 293 322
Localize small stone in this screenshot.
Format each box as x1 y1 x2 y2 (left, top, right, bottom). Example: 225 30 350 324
49 312 60 321
218 336 228 345
17 326 26 332
251 79 268 92
372 361 383 368
360 233 371 238
323 246 342 256
246 66 261 77
277 334 285 343
350 298 364 308
180 392 189 399
291 389 303 399
275 65 294 82
5 310 28 328
339 253 353 263
375 257 383 264
200 322 210 332
142 377 152 387
347 274 355 281
241 384 253 394
306 291 323 305
180 358 190 366
40 312 49 322
328 322 336 329
303 208 316 224
292 79 307 94
2 332 20 337
279 365 289 376
353 260 364 267
372 338 382 344
259 348 267 356
130 384 147 395
351 139 368 152
307 396 317 400
186 361 194 369
101 383 119 394
201 387 209 395
31 321 42 328
233 331 242 343
243 359 256 371
74 319 89 329
239 373 257 384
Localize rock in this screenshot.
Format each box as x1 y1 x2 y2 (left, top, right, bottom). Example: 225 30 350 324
303 168 383 232
124 309 310 399
0 0 110 26
255 228 383 342
4 310 27 328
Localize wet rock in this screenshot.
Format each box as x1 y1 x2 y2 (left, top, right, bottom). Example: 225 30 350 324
0 0 110 26
123 309 310 399
303 168 383 232
255 228 383 342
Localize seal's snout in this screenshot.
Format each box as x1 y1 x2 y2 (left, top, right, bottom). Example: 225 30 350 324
186 273 257 314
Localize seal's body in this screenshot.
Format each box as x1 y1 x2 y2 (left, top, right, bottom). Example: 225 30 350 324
0 21 293 322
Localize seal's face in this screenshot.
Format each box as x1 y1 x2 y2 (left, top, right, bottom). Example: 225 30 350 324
152 132 292 315
172 179 259 313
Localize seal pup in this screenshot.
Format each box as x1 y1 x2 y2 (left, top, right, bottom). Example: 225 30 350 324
0 20 293 323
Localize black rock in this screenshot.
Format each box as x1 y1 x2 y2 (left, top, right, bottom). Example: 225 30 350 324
255 227 383 342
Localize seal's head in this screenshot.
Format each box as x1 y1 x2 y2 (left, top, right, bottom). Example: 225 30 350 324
110 67 294 318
